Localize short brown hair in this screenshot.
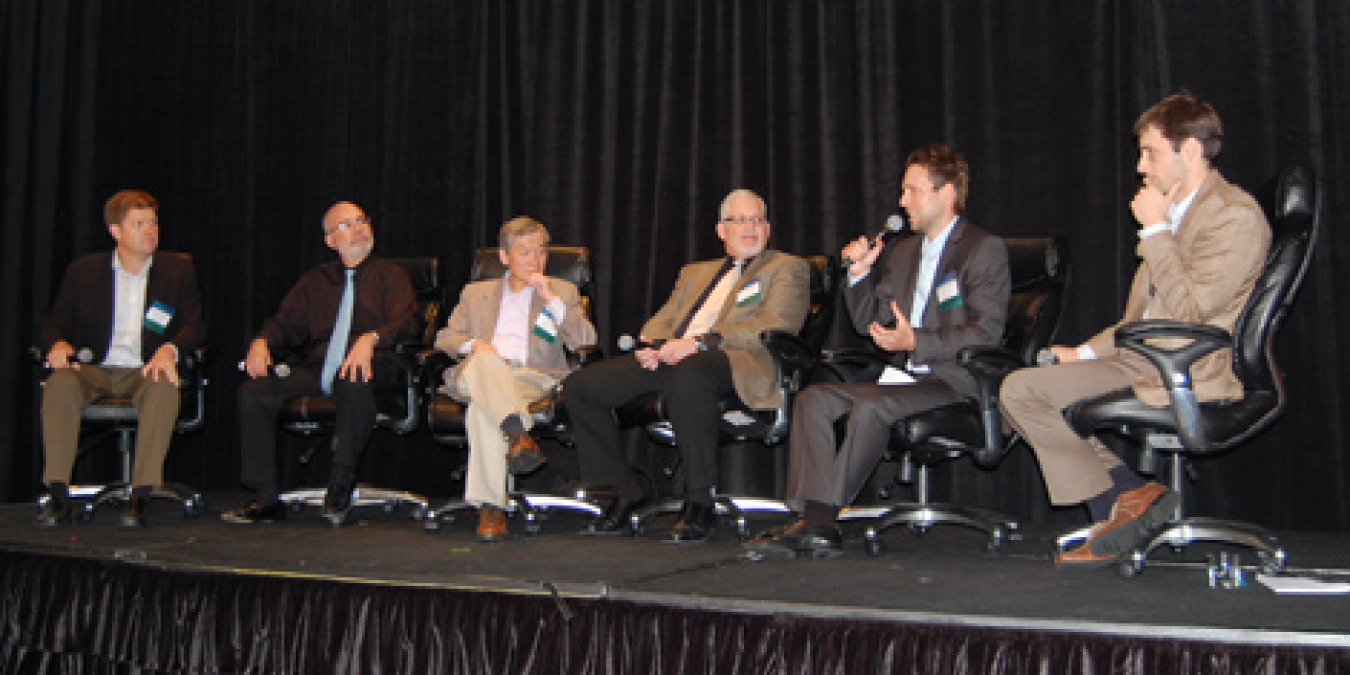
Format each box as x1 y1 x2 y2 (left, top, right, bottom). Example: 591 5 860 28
906 144 969 213
1133 92 1223 160
499 216 550 250
104 190 158 226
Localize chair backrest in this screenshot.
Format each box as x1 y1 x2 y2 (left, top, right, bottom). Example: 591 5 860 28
799 254 838 356
1221 165 1319 445
1000 236 1070 364
388 257 444 346
470 246 596 321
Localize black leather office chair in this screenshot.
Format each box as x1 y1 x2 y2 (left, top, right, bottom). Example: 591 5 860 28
1064 165 1317 577
32 346 211 520
815 236 1069 553
621 254 838 538
421 246 603 533
275 257 442 525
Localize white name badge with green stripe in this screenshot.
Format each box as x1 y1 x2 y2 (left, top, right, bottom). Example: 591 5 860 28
143 301 174 334
532 308 558 343
735 278 762 306
936 272 963 312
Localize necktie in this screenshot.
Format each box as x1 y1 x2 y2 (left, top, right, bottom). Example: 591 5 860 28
681 259 743 339
321 269 355 394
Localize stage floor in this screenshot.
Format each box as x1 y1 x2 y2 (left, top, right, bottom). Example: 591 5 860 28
2 492 1348 649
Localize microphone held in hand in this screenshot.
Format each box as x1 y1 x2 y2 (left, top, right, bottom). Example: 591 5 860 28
76 348 94 364
843 214 907 267
1035 349 1058 367
237 360 291 378
616 334 666 353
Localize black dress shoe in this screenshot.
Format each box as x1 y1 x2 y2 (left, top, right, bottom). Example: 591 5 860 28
581 494 648 536
35 496 72 528
666 501 718 545
221 500 287 524
322 483 354 526
744 519 843 558
120 496 148 529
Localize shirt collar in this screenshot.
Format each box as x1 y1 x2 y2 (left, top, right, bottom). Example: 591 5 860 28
112 252 153 278
921 216 960 260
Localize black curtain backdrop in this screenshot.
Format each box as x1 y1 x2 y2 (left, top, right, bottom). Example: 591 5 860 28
3 1 1347 530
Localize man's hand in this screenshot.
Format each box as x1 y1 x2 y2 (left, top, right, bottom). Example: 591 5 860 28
521 272 558 304
843 235 884 279
46 341 77 370
470 339 499 357
141 344 181 386
339 332 379 383
868 300 916 352
656 337 699 366
1048 345 1081 363
1131 180 1180 229
244 338 273 379
634 347 661 371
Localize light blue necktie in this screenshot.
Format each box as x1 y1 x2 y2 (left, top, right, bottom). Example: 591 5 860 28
320 269 355 395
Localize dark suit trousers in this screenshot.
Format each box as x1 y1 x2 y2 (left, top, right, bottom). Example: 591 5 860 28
236 365 378 502
784 378 965 509
564 350 735 496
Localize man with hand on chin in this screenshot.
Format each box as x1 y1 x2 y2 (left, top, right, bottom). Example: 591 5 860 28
565 189 810 544
748 144 1009 558
1000 92 1272 568
435 216 596 542
223 201 416 526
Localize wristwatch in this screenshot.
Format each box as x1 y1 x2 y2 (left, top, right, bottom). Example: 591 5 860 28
695 335 708 352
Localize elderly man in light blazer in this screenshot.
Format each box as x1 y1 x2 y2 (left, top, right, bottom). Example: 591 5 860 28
564 188 811 544
436 216 597 541
1000 92 1272 568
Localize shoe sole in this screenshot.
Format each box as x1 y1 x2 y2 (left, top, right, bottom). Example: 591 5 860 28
507 451 547 476
220 514 282 525
1090 489 1180 556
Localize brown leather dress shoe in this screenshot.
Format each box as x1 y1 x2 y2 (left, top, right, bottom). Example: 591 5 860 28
477 505 508 542
1055 483 1180 569
506 435 546 475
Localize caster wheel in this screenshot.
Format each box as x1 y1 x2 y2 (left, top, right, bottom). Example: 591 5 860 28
1116 554 1144 579
865 538 886 556
524 522 542 535
423 519 442 533
1258 551 1284 575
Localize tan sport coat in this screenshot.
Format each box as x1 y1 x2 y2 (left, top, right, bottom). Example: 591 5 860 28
436 276 597 379
1085 169 1271 406
642 249 811 410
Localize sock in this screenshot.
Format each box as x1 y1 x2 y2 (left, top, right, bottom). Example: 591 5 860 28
130 485 152 501
684 486 715 507
331 463 355 486
47 482 69 502
500 414 526 439
804 500 841 528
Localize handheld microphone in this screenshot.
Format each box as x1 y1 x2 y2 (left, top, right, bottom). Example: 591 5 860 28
1035 349 1058 367
76 348 94 364
616 334 666 353
237 360 291 378
843 214 906 267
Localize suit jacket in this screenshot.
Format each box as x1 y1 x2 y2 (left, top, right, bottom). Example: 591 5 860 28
845 219 1010 398
40 250 208 363
436 276 597 379
643 249 811 410
1085 169 1271 406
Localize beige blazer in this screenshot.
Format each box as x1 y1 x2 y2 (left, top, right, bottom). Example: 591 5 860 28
1085 169 1272 406
436 276 597 379
642 249 811 410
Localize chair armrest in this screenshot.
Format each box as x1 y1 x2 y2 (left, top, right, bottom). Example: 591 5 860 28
761 329 814 390
816 347 890 384
956 344 1024 468
569 345 604 369
1113 319 1231 452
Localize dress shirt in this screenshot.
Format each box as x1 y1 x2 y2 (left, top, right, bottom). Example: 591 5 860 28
104 254 151 367
677 257 747 340
475 272 569 365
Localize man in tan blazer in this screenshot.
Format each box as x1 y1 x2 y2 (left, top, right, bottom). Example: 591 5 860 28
436 217 597 541
1000 93 1272 568
564 189 811 543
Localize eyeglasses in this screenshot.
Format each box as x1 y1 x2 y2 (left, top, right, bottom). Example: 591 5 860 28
327 215 370 234
721 216 768 225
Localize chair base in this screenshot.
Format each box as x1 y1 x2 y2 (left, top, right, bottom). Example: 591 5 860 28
40 482 206 522
422 489 602 534
277 485 428 525
1057 516 1288 579
632 495 794 540
855 502 1020 554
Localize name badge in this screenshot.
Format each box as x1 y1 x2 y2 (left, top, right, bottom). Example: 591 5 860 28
143 301 174 334
532 308 558 343
936 272 963 312
735 278 762 306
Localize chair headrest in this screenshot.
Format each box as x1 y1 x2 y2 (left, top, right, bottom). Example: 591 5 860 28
471 246 593 289
388 258 440 295
1003 236 1066 292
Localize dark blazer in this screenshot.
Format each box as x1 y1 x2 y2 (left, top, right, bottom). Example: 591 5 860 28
844 219 1010 398
642 249 811 409
40 251 207 363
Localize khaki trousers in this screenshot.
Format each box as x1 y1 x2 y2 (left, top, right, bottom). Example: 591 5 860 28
446 353 557 507
998 351 1155 505
41 366 181 488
